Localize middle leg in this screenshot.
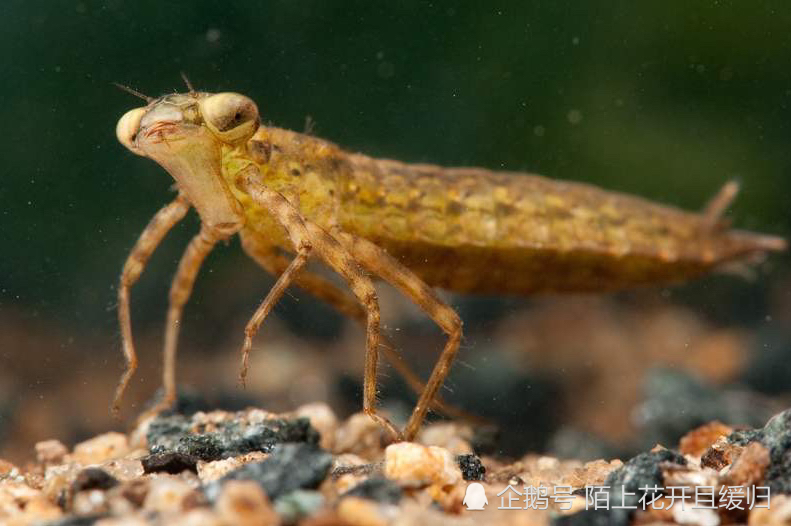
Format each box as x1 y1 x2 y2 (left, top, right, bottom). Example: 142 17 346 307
236 177 399 438
153 224 222 415
238 244 312 385
240 233 480 422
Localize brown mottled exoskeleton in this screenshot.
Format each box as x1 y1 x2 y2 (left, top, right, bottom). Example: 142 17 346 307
113 80 786 440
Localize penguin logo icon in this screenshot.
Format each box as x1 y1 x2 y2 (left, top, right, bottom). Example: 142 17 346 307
463 482 488 510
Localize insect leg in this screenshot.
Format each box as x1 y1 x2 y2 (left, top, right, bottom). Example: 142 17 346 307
156 224 222 413
240 234 364 321
337 234 463 441
702 180 740 227
236 172 398 439
302 222 403 439
113 194 190 415
238 245 312 386
240 234 481 422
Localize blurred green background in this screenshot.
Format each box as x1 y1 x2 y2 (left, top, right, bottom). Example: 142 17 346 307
1 1 790 459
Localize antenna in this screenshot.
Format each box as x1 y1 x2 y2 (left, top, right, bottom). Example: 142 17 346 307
112 82 154 103
180 72 195 93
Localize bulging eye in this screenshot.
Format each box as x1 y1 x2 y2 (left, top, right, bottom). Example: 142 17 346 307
116 107 147 156
199 92 260 144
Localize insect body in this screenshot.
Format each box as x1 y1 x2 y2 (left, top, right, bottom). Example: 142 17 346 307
114 87 786 440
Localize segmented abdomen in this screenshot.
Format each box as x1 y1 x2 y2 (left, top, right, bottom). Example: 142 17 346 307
337 154 760 293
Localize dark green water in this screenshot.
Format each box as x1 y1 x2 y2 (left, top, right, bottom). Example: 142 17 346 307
1 1 790 456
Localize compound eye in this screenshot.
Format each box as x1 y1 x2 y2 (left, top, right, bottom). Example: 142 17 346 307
199 92 260 144
116 107 147 156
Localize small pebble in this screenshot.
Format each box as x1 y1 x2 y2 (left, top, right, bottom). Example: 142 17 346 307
24 498 64 521
293 403 338 451
701 436 744 470
72 432 129 464
101 459 145 482
565 459 623 488
662 463 718 490
679 421 733 457
170 509 223 526
215 480 280 526
95 517 153 526
724 441 770 487
334 413 385 460
118 479 149 509
197 452 269 483
0 481 63 521
102 486 137 516
35 439 69 464
0 458 17 477
337 496 394 526
72 488 109 515
418 422 474 455
143 476 197 514
748 494 791 525
673 506 719 526
384 443 462 488
42 465 77 504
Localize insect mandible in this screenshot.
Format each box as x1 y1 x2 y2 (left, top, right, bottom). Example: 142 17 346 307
113 79 786 440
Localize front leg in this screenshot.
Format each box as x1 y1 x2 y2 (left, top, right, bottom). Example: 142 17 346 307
114 194 190 415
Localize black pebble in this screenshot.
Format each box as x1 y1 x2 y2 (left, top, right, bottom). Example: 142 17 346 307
177 433 224 462
205 443 332 501
141 451 198 474
708 407 791 494
146 414 320 462
43 515 108 526
751 408 791 494
552 508 613 526
635 369 773 450
457 454 486 481
552 449 686 526
70 468 119 493
342 476 402 504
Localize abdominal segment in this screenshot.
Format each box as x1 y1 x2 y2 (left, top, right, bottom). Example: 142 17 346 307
336 154 775 294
